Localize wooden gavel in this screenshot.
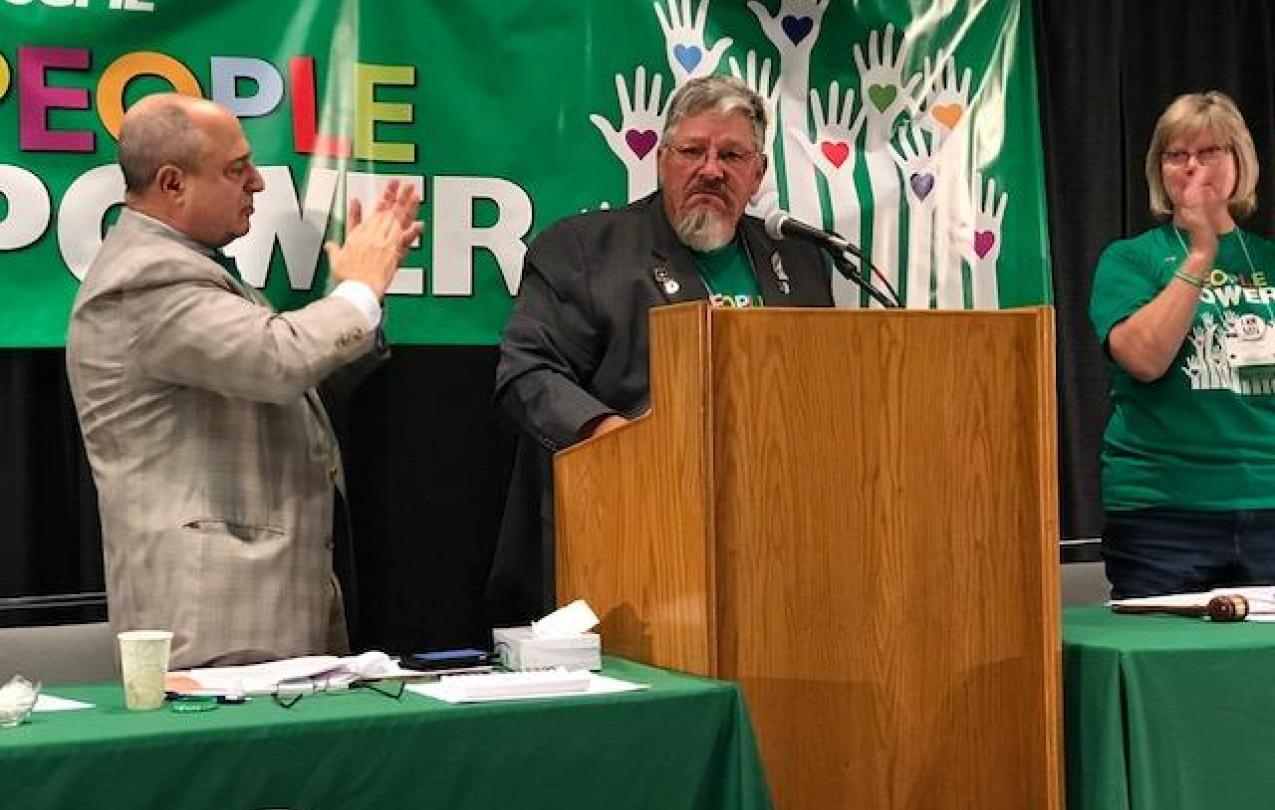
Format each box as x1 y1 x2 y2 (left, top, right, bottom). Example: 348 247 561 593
1113 593 1249 622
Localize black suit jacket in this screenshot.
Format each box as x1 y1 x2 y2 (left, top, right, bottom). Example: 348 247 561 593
488 192 833 625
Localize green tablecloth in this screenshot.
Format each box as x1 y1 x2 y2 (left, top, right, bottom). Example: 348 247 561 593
0 656 772 810
1064 605 1275 810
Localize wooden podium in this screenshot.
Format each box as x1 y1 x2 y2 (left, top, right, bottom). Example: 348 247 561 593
554 303 1061 810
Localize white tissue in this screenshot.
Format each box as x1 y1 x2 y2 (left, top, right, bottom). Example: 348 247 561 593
0 675 38 706
531 599 599 639
0 675 39 727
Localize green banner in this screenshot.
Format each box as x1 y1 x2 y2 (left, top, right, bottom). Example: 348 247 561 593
0 0 1050 347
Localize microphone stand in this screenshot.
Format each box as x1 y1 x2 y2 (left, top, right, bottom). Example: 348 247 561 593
828 249 898 308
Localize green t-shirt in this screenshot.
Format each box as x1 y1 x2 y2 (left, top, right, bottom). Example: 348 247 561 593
1090 223 1275 510
694 240 762 308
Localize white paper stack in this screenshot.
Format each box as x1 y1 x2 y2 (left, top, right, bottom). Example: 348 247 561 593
408 670 647 704
438 669 591 700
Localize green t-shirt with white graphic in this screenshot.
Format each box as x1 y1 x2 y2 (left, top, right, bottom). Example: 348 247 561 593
694 240 762 308
1090 223 1275 511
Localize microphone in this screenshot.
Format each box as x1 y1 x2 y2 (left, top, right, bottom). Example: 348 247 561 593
764 209 897 307
764 210 860 257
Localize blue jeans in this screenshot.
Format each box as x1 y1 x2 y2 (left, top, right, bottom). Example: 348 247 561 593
1103 508 1275 598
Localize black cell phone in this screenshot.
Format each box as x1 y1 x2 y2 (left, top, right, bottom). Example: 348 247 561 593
400 648 492 671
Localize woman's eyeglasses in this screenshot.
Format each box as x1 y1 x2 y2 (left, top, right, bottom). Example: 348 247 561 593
1162 145 1230 167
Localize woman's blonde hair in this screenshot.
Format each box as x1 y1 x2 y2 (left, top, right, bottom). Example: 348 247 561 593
1145 91 1259 219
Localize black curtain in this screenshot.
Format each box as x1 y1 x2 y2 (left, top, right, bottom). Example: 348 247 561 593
9 0 1275 637
1035 0 1275 556
0 349 103 624
342 346 517 652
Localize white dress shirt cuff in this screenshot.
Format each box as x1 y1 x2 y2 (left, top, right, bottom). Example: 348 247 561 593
330 280 382 329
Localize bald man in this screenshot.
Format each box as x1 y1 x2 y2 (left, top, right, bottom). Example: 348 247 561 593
66 94 422 668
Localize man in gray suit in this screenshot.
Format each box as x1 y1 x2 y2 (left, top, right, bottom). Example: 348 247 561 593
66 93 422 668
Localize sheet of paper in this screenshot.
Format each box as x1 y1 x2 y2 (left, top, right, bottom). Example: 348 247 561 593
408 672 648 704
35 694 94 712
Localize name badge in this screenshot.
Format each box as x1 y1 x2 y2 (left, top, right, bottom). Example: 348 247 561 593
1224 313 1275 380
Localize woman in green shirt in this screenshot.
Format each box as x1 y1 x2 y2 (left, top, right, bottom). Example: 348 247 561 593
1089 91 1275 598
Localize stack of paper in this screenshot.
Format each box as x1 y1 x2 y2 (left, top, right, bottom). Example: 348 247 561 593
408 670 647 704
439 669 591 699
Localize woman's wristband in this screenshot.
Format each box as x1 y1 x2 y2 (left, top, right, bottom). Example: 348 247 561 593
1173 268 1205 289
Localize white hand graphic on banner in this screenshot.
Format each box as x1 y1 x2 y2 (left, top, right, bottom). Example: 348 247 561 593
959 171 1008 309
589 66 668 202
919 52 972 142
654 0 733 86
854 24 920 306
729 50 781 217
920 53 973 308
890 124 938 308
790 82 867 307
745 0 827 60
854 24 919 148
747 0 830 224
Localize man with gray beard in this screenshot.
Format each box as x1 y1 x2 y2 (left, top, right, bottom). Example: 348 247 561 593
489 76 833 625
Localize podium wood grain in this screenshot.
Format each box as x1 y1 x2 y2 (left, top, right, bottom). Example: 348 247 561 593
555 304 1061 810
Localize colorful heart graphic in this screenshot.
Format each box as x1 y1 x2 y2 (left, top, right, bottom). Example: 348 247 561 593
909 172 935 200
974 230 996 259
868 84 898 113
781 15 814 45
625 129 658 159
820 141 850 168
674 44 702 72
932 103 964 130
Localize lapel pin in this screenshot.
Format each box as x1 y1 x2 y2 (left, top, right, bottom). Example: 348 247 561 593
771 252 791 295
652 266 680 296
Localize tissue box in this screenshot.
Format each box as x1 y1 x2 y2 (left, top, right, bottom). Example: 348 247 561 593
492 626 602 672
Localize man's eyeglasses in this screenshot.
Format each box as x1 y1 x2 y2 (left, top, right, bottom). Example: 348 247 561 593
271 677 406 709
1162 145 1230 167
664 143 759 170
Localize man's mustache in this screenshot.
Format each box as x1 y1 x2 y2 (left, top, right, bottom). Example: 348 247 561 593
686 182 730 199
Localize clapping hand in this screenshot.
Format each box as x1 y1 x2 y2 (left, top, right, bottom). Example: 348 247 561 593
325 180 423 298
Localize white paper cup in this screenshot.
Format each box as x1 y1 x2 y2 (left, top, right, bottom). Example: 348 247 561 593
117 630 173 710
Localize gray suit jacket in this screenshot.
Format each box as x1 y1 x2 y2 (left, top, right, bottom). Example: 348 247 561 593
67 209 376 668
